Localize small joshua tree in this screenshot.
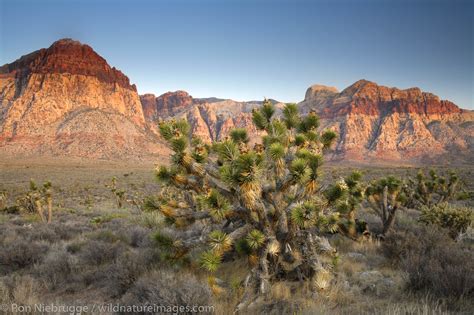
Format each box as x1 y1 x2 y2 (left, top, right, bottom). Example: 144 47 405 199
405 169 460 208
365 176 406 236
150 101 350 308
325 171 366 239
105 176 126 208
16 180 53 223
0 190 7 210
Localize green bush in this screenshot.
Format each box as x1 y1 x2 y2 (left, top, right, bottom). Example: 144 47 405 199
419 203 473 238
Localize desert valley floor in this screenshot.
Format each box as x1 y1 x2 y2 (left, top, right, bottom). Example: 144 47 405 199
1 156 473 314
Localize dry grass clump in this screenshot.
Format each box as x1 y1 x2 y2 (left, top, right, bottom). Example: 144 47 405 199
383 224 474 309
0 239 48 272
119 270 212 314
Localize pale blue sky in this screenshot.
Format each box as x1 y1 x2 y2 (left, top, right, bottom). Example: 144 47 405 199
1 0 472 108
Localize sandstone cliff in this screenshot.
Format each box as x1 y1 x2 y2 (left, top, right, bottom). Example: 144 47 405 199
299 80 473 162
143 81 473 164
1 39 471 163
0 39 163 159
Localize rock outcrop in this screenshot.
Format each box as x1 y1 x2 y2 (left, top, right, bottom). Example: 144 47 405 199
299 80 474 163
140 90 193 121
145 81 473 164
0 39 163 159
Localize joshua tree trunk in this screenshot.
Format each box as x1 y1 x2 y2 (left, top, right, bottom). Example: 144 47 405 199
47 196 53 223
366 178 405 237
35 199 46 223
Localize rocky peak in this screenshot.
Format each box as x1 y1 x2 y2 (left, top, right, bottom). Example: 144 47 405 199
332 80 463 116
300 80 472 163
0 39 153 159
141 90 194 120
0 38 136 91
304 84 339 101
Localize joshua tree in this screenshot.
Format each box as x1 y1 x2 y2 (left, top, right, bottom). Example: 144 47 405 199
150 101 349 308
16 180 53 223
0 191 7 210
105 176 126 208
405 169 460 208
365 176 406 236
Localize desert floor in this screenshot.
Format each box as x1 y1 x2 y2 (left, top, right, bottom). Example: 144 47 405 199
0 157 473 314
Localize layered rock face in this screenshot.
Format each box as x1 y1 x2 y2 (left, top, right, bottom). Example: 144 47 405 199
299 80 474 162
140 90 193 121
0 39 162 159
1 39 471 163
146 81 473 163
141 92 281 143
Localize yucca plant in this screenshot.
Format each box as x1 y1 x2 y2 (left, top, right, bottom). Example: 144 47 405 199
150 100 349 309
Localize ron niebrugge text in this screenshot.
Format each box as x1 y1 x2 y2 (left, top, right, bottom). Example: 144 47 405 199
7 303 215 313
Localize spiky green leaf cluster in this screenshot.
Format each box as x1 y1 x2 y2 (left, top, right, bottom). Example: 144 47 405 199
246 229 266 249
297 112 319 133
191 136 209 163
252 99 275 130
282 103 300 129
290 200 322 228
197 189 231 221
366 176 402 196
320 130 337 149
230 128 249 144
200 250 222 272
208 230 233 253
405 169 461 208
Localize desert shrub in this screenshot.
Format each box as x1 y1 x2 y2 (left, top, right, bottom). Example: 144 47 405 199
382 225 474 300
27 225 60 242
105 177 126 208
0 240 48 272
419 203 473 238
120 270 211 314
92 229 122 243
33 246 71 289
137 211 164 229
124 226 150 248
106 249 152 297
0 275 41 306
0 191 7 210
66 241 84 254
78 240 123 265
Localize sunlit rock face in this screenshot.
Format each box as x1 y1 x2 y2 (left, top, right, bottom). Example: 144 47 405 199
1 38 471 163
0 39 165 159
299 80 473 163
147 80 473 164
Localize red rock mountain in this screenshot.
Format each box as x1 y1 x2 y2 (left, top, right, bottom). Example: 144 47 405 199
143 81 473 164
298 80 473 162
1 39 472 163
0 39 162 159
